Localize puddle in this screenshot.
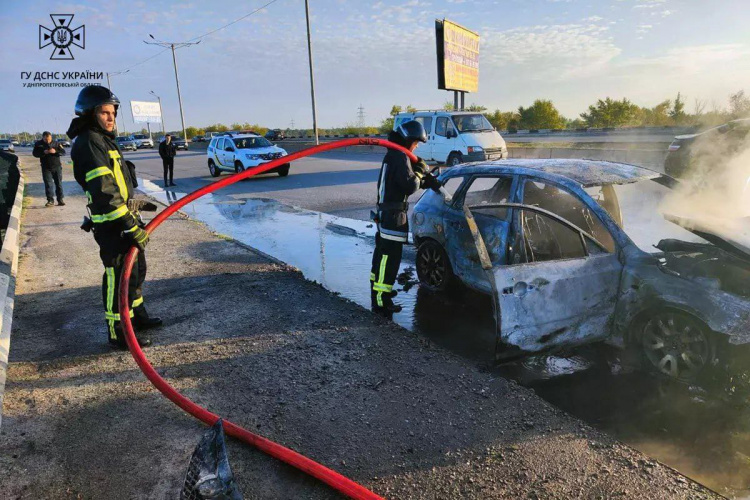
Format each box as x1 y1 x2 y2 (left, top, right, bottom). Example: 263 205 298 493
140 179 750 498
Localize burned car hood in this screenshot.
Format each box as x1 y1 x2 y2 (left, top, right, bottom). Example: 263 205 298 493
663 213 750 261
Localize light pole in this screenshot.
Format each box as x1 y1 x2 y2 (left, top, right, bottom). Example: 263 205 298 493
106 70 130 134
149 90 166 135
145 35 200 142
305 0 319 145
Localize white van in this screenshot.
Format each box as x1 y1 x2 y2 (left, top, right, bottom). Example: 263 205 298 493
394 110 508 166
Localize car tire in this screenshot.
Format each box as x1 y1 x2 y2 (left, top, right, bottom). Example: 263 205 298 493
208 160 220 177
277 165 290 177
447 152 463 167
416 239 455 292
633 309 716 382
235 161 246 174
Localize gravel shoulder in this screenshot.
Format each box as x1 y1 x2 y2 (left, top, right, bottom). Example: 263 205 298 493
0 159 720 499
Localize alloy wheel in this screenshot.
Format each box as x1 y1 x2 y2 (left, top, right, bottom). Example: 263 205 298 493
641 311 712 380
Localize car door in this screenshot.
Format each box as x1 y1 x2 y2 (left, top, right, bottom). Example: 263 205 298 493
432 116 459 163
495 177 622 355
444 175 516 290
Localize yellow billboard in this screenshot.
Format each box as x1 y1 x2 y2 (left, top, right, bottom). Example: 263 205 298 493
436 19 479 93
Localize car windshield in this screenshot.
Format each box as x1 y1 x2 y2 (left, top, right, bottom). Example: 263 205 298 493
133 135 147 139
234 137 271 149
452 114 494 132
116 137 129 142
584 178 711 253
0 140 10 144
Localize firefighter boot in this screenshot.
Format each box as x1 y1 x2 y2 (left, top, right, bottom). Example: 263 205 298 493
133 305 163 330
370 288 402 316
108 322 152 350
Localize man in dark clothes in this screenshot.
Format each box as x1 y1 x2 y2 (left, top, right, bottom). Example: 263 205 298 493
158 134 177 187
33 131 65 207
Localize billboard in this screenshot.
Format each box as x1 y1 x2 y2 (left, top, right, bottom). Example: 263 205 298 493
130 100 162 123
435 19 480 93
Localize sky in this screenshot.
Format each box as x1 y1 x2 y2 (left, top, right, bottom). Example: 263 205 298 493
1 0 750 135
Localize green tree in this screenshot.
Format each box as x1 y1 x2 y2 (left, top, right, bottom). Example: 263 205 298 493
443 100 454 111
670 92 686 124
485 110 519 131
185 126 199 139
729 90 750 118
466 103 487 112
580 98 638 128
517 99 566 129
204 123 229 132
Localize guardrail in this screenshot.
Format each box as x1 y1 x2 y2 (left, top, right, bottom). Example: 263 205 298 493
0 153 24 430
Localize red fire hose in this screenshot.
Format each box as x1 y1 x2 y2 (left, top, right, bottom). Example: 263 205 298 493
118 138 421 500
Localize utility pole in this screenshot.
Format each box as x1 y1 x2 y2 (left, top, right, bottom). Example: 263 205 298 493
145 35 200 142
149 90 166 135
106 70 129 134
357 104 365 132
304 0 319 145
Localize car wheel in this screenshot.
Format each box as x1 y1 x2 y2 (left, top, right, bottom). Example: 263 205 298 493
235 161 246 174
447 152 463 167
277 165 290 177
208 160 220 177
636 309 716 381
416 239 455 292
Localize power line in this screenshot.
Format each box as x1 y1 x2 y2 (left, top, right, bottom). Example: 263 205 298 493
109 0 282 74
186 0 282 43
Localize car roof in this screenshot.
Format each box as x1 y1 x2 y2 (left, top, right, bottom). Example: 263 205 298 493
443 159 661 187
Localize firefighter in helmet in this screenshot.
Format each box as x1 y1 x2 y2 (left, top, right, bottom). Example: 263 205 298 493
67 85 162 348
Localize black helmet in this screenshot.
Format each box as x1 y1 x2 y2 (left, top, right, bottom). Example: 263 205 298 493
397 120 427 143
74 85 120 116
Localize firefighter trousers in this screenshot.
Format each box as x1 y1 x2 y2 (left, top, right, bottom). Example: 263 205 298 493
370 232 403 307
94 229 147 341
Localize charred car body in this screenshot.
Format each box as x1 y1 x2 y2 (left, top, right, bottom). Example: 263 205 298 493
411 159 750 381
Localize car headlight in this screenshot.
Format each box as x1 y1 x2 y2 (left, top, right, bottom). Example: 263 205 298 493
467 146 483 153
280 150 288 156
246 154 261 160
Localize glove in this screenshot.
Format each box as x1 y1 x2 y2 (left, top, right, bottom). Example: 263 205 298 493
412 157 428 178
123 225 149 251
421 172 442 192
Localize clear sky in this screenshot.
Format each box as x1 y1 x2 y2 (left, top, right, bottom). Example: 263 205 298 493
1 0 749 134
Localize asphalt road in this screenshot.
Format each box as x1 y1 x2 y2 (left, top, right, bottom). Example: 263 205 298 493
127 148 395 221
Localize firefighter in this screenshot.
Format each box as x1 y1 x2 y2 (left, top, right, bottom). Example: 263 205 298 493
370 120 441 315
67 85 162 348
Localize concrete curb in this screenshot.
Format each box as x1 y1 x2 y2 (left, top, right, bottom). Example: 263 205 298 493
0 166 25 430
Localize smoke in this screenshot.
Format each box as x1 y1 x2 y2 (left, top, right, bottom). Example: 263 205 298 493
659 124 750 253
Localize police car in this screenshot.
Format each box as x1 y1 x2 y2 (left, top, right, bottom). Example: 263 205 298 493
206 132 290 177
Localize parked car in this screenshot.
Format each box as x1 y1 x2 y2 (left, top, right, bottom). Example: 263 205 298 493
665 118 750 179
394 110 508 166
411 158 750 382
0 139 15 152
172 136 189 150
130 134 154 149
206 133 290 177
116 136 137 151
192 135 206 142
11 139 19 146
264 129 286 141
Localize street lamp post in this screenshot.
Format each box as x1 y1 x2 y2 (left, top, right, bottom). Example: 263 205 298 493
149 90 166 135
106 70 130 134
145 35 200 142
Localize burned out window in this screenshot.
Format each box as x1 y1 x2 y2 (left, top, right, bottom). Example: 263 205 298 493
464 176 513 219
522 179 615 252
442 176 465 202
520 210 586 263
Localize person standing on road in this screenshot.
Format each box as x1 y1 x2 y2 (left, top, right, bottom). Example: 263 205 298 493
33 131 65 207
370 120 441 315
67 84 162 349
159 134 177 187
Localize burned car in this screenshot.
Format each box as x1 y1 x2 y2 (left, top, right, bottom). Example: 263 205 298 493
411 159 750 381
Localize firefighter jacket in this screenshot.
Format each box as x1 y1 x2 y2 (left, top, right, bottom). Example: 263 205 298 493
68 118 139 232
375 149 421 243
32 140 65 170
